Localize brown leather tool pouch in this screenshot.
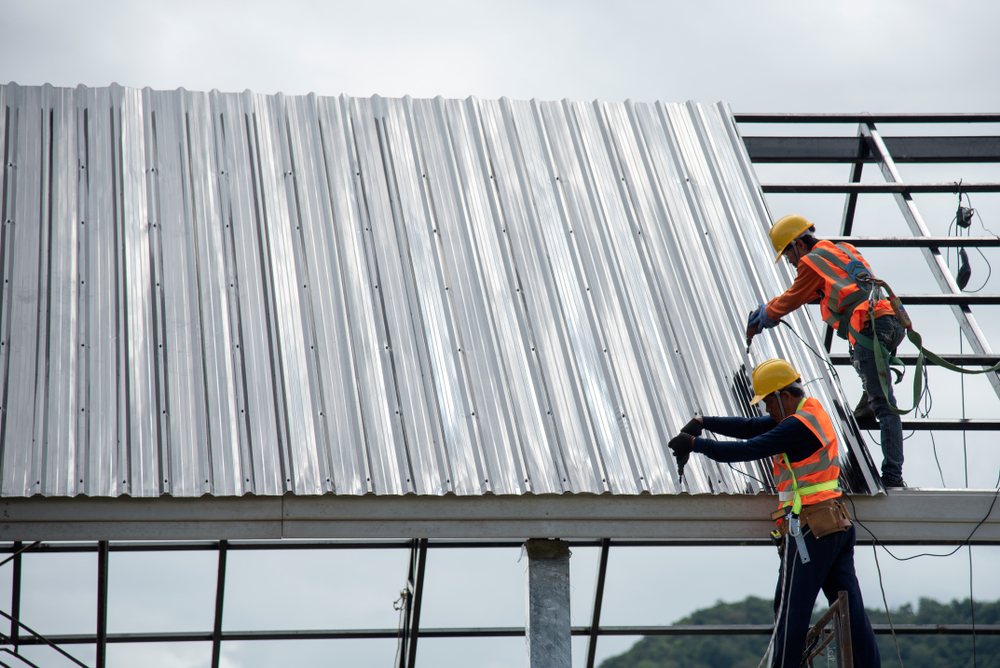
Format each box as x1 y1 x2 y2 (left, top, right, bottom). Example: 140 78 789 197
800 499 852 539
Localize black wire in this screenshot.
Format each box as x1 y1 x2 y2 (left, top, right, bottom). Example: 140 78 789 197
972 204 1000 239
845 472 1000 562
725 462 771 488
871 541 905 668
928 431 947 487
778 320 841 384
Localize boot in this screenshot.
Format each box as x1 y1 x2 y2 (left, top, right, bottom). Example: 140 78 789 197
854 392 876 421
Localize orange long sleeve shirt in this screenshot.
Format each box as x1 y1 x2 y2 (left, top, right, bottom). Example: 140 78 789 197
765 257 892 339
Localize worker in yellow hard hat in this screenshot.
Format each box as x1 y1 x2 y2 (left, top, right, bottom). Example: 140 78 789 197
746 214 906 488
668 359 880 668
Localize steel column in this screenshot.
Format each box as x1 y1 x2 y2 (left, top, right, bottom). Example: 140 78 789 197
839 128 867 236
96 541 109 668
397 539 417 668
862 123 1000 398
210 540 228 668
404 539 427 668
585 538 611 668
10 542 20 652
524 539 572 668
825 128 869 352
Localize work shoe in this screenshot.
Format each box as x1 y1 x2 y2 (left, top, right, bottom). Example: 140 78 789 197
881 476 907 489
854 392 876 421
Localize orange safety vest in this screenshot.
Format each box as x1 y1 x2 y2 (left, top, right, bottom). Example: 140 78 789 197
798 240 892 344
773 397 841 515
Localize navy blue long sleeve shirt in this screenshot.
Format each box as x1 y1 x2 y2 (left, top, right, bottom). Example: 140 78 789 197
692 415 821 464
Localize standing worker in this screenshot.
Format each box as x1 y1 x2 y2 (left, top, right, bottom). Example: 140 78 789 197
669 359 881 668
746 214 906 488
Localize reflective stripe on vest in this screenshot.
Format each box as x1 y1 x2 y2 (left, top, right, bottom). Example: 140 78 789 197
800 241 874 338
773 397 841 514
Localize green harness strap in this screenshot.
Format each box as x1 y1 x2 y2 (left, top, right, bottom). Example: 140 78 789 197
801 243 1000 415
828 282 1000 415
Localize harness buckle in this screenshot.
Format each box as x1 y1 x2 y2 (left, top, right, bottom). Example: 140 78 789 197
789 515 811 564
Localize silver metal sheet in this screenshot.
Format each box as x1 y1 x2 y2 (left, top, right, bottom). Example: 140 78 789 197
0 84 882 498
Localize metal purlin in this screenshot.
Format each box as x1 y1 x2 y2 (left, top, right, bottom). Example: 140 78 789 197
860 122 1000 400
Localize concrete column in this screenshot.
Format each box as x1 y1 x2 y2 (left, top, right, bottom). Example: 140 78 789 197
524 538 571 668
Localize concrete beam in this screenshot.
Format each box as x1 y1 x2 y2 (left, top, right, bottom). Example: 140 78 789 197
0 490 996 541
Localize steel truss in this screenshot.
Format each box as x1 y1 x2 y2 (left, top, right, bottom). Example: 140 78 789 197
2 538 999 668
738 111 1000 423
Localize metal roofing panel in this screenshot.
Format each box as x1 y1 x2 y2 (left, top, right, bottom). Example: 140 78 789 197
0 84 882 498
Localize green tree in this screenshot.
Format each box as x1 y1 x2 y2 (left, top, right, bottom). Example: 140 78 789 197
599 596 1000 668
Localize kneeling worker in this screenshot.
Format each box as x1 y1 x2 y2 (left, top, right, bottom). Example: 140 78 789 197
669 359 881 668
747 214 905 488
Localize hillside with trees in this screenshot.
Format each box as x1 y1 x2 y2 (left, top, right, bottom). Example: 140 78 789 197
599 596 1000 668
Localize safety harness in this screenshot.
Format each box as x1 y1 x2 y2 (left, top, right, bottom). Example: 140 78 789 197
770 397 842 564
804 243 1000 414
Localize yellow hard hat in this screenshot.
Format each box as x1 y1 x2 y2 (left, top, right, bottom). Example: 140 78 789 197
769 214 814 263
749 359 802 405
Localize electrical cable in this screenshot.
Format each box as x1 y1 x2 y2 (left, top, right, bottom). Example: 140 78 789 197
779 537 799 668
870 541 905 668
949 191 995 293
778 320 841 385
928 431 947 488
725 462 770 488
757 536 790 668
393 588 409 668
844 468 1000 562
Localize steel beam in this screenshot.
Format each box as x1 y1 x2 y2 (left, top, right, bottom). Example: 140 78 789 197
881 294 1000 305
829 354 1000 366
762 183 1000 193
855 419 1000 431
735 113 1000 123
828 237 1000 248
744 136 1000 163
96 541 108 668
861 123 1000 399
3 491 1000 541
585 538 611 668
3 623 998 646
210 540 228 668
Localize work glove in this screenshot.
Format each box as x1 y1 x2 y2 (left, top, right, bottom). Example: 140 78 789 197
747 302 778 331
680 418 703 438
668 433 694 471
745 302 778 344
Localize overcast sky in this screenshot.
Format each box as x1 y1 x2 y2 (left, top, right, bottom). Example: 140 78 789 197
2 1 1000 667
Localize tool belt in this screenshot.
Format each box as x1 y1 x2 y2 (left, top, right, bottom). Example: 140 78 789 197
770 498 852 540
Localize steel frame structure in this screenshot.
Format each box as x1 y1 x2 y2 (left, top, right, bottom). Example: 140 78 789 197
2 537 1000 668
2 113 999 668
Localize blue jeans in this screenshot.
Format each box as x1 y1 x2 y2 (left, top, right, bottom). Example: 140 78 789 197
772 523 881 668
851 315 906 482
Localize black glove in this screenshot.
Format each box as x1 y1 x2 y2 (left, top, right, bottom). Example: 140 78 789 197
668 433 694 469
680 418 703 438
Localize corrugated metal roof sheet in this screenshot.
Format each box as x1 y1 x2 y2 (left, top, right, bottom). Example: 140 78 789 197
0 83 882 498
